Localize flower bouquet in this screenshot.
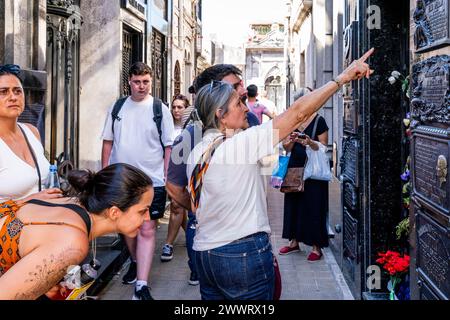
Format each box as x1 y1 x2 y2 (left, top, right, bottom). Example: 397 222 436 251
376 251 410 300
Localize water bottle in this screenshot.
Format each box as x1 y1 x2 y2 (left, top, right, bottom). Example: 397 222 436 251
80 259 101 285
47 164 61 189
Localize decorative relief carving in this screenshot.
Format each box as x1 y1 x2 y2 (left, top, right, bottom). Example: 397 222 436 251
411 55 449 125
48 0 74 8
341 137 359 186
436 155 448 187
414 0 450 52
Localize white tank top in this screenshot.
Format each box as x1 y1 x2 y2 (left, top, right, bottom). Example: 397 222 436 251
0 123 50 202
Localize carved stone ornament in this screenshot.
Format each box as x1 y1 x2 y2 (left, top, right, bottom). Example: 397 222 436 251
48 0 74 9
436 155 448 187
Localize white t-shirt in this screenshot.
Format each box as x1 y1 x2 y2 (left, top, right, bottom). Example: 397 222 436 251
172 124 183 141
186 121 274 251
101 96 174 187
0 123 50 202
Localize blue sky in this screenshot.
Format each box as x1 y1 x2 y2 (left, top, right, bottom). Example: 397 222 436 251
203 0 287 46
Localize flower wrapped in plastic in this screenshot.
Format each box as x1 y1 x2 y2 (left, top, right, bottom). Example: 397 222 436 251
376 251 410 300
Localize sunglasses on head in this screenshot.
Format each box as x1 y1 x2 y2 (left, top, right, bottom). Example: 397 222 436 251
0 64 21 76
208 80 229 93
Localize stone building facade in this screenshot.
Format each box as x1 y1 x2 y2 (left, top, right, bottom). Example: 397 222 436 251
171 0 198 99
0 0 207 171
245 22 286 114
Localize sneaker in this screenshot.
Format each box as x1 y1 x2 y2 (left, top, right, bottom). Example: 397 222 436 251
160 244 173 262
132 285 154 300
188 271 199 286
307 251 323 262
279 245 300 255
122 261 137 284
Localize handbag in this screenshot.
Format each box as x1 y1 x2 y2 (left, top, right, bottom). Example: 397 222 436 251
270 153 290 188
303 142 332 181
280 167 305 193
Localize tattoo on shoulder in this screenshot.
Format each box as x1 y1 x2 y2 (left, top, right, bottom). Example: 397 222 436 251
14 247 84 300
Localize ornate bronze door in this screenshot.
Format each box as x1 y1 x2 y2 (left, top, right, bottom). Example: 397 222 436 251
46 0 82 166
151 29 167 102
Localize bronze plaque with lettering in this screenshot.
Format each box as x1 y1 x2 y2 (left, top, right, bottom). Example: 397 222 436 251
411 55 449 126
416 208 450 299
414 0 450 52
343 100 358 134
412 129 450 215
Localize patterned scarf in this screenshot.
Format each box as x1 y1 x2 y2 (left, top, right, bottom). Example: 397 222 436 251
189 135 226 212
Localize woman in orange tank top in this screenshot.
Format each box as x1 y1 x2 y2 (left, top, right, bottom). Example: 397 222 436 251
0 163 154 300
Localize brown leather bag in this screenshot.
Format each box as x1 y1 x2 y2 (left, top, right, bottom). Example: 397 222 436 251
280 167 305 193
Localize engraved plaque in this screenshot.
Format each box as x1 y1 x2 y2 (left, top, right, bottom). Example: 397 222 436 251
343 207 358 281
341 136 359 186
412 130 450 214
411 55 449 125
416 209 450 299
343 100 358 134
414 0 450 52
343 182 358 212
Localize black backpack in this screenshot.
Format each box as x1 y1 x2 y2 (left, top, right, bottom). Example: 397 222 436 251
111 96 165 156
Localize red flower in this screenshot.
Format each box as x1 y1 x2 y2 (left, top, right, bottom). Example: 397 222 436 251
376 251 410 277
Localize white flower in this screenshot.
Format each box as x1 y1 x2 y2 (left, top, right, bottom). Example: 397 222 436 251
388 76 397 85
391 71 402 78
403 119 410 127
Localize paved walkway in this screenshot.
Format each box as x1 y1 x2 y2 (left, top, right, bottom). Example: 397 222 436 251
98 179 353 300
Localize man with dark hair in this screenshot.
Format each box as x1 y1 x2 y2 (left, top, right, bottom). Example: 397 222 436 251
101 61 174 300
246 84 274 124
163 64 259 285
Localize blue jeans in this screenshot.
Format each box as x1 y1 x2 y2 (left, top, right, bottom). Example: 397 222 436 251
186 211 197 274
194 232 275 300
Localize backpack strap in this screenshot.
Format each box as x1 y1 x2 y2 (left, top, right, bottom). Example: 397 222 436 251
152 97 165 156
111 96 128 136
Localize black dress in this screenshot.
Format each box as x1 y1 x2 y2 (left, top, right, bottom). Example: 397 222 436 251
282 115 329 248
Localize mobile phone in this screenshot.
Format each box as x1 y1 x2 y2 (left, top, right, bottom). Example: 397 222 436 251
297 132 306 139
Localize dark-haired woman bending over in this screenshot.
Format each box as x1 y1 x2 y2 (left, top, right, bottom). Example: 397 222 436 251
0 163 153 300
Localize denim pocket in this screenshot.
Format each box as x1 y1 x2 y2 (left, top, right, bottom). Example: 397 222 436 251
207 235 274 299
208 250 248 298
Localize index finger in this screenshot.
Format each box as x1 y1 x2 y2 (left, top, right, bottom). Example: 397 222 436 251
358 47 375 62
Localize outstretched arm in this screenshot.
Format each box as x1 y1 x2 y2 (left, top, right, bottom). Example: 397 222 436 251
0 241 87 300
272 48 374 145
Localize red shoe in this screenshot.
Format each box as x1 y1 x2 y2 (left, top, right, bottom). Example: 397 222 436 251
279 245 300 255
307 251 323 262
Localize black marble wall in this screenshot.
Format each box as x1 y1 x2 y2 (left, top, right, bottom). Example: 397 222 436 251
340 0 410 299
